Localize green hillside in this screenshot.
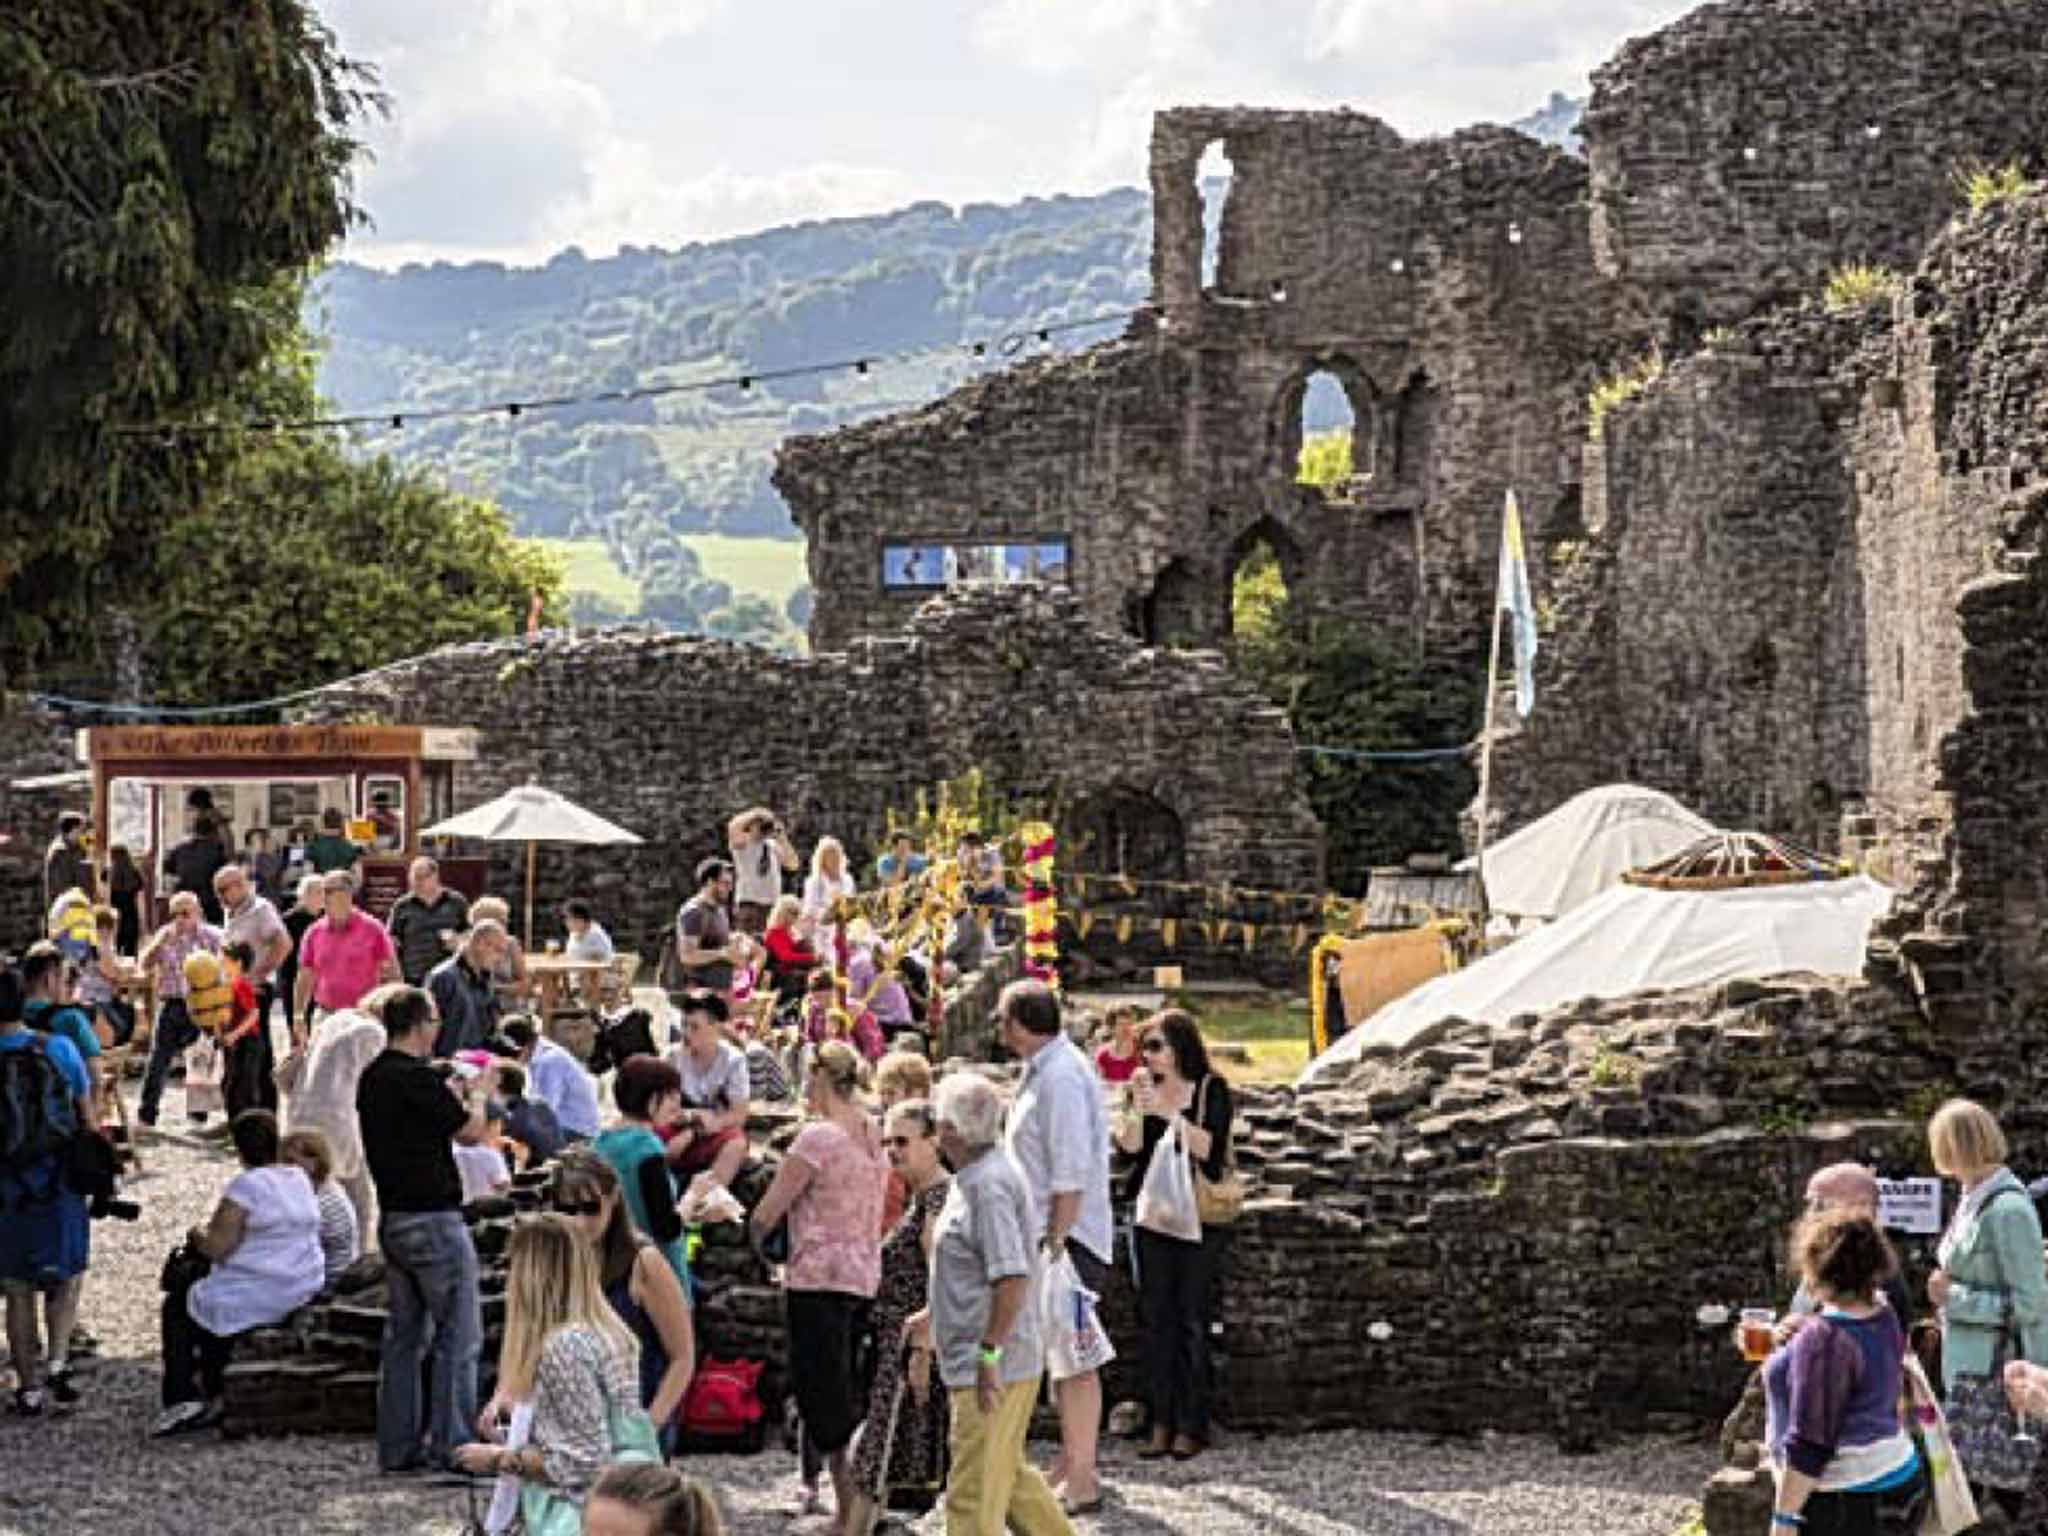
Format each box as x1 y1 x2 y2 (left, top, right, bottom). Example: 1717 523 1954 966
313 96 1581 647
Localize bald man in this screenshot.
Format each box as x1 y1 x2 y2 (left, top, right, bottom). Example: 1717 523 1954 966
1781 1163 1914 1338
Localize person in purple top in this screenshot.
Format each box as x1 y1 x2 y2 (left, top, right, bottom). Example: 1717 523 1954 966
1763 1208 1923 1536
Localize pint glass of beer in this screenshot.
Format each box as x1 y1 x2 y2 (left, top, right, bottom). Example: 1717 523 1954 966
1738 1308 1777 1362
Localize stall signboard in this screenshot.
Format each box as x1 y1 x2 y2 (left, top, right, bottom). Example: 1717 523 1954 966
1877 1177 1943 1235
358 859 409 920
83 724 426 763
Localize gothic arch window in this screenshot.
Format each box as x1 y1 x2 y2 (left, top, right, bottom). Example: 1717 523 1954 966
1066 788 1187 884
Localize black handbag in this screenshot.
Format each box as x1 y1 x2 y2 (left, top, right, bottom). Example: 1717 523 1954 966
159 1238 211 1295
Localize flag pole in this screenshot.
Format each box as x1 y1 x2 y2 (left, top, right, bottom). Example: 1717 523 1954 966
1471 495 1511 925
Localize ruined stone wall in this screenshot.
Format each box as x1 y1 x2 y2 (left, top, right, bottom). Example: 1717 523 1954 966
0 706 89 945
778 118 1625 666
1582 0 2048 331
291 585 1322 977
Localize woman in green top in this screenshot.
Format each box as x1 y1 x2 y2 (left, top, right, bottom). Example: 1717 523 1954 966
1928 1098 2048 1395
594 1056 692 1294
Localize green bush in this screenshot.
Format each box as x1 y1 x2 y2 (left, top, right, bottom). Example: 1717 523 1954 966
1822 263 1903 312
1586 350 1665 441
1955 160 2033 213
1232 559 1479 891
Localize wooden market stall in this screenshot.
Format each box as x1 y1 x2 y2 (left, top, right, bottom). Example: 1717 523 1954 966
80 723 484 920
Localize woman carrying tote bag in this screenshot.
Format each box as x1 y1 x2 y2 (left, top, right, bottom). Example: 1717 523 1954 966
1114 1008 1239 1463
453 1215 661 1536
1926 1099 2048 1513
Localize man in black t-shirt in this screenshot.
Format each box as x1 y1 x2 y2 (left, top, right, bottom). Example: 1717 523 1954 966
355 987 484 1475
673 857 740 996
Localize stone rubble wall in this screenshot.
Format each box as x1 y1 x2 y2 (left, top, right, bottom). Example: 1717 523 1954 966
778 118 1626 668
0 705 90 941
291 585 1323 998
1582 0 2048 330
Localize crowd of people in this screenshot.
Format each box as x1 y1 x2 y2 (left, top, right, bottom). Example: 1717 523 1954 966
35 796 2048 1533
1759 1100 2048 1534
6 802 1243 1536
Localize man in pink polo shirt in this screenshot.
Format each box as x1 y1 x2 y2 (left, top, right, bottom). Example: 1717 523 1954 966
292 870 401 1047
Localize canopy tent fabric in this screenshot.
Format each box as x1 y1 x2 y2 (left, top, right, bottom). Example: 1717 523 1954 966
421 784 642 948
1463 783 1716 921
1299 873 1894 1087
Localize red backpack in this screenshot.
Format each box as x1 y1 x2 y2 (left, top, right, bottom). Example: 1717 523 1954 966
679 1357 767 1452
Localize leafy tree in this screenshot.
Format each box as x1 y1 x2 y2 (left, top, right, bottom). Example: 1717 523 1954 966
0 1 375 681
1296 429 1354 490
138 347 563 705
568 591 634 628
702 595 791 645
1232 573 1478 891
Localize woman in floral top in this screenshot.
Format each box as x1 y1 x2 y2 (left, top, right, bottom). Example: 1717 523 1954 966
454 1215 651 1517
135 891 224 1128
749 1040 886 1532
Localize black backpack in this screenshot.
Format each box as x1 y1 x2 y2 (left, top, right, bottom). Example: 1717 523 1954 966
0 1036 80 1174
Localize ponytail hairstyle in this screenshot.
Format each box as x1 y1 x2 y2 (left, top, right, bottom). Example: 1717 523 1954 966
588 1462 725 1535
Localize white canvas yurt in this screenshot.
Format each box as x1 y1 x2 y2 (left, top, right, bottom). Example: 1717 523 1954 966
1463 783 1716 922
1301 833 1893 1087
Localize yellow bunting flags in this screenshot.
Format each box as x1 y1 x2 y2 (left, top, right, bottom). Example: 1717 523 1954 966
1073 909 1097 941
1241 923 1259 953
1115 915 1134 946
1160 918 1179 949
1291 924 1310 954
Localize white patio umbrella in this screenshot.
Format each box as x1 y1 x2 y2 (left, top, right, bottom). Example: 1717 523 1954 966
420 783 643 948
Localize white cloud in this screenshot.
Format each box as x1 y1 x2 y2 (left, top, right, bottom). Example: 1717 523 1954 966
322 0 1699 268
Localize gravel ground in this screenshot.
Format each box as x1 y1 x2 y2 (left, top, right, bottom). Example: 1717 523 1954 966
0 1094 1714 1536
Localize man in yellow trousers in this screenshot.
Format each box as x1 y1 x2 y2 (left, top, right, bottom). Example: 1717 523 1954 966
905 1073 1075 1536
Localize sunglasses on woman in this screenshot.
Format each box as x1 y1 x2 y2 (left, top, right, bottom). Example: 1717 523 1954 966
1141 1038 1168 1054
550 1195 602 1217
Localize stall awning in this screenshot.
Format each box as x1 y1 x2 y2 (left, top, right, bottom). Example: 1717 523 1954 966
9 769 91 792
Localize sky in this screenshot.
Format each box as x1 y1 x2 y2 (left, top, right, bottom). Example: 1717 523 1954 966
322 0 1700 270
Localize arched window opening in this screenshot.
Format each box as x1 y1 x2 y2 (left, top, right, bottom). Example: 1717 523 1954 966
1066 788 1187 884
1198 140 1233 292
1296 369 1358 489
1229 520 1300 644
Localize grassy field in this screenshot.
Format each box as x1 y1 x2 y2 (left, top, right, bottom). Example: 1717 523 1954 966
533 534 808 612
687 533 808 606
535 537 643 608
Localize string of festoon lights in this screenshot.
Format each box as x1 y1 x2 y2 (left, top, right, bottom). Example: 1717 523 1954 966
113 305 1149 441
115 75 2023 441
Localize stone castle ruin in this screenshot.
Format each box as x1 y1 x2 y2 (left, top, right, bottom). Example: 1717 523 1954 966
7 0 2048 1470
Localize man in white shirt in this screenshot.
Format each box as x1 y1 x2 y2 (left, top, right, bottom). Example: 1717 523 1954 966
727 807 798 935
561 899 614 963
501 1018 602 1141
1000 978 1112 1514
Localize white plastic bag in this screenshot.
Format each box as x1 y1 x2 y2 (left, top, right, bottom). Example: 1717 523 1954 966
183 1035 224 1117
1134 1119 1201 1242
1041 1250 1116 1382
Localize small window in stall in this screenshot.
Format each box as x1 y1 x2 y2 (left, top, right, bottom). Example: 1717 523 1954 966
362 776 408 855
424 762 456 831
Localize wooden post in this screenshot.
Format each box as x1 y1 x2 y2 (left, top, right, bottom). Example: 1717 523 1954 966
524 841 537 952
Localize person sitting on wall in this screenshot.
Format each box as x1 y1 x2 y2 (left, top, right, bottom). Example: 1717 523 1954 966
956 831 1009 912
761 895 821 1010
501 1016 603 1144
876 831 928 888
661 990 752 1196
493 1060 566 1166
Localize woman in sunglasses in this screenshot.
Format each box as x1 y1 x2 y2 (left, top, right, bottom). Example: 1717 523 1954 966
548 1150 697 1454
847 1098 952 1530
1113 1009 1235 1462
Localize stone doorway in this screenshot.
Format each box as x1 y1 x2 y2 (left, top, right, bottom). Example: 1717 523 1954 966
1066 787 1188 883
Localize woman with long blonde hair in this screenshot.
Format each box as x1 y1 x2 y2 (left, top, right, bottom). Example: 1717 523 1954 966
801 837 857 957
453 1215 659 1527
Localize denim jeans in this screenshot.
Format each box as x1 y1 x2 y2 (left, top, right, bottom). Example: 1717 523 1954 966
139 998 198 1124
376 1210 482 1472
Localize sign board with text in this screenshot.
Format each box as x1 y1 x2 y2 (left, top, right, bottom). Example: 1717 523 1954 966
1878 1177 1943 1235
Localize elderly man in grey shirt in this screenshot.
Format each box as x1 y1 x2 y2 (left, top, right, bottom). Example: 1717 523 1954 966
906 1074 1074 1536
999 978 1112 1514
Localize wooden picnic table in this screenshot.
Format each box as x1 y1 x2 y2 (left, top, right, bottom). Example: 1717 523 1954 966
522 952 611 1017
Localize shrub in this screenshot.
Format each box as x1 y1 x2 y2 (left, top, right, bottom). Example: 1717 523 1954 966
1954 160 2032 213
1586 349 1665 441
1822 263 1904 313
